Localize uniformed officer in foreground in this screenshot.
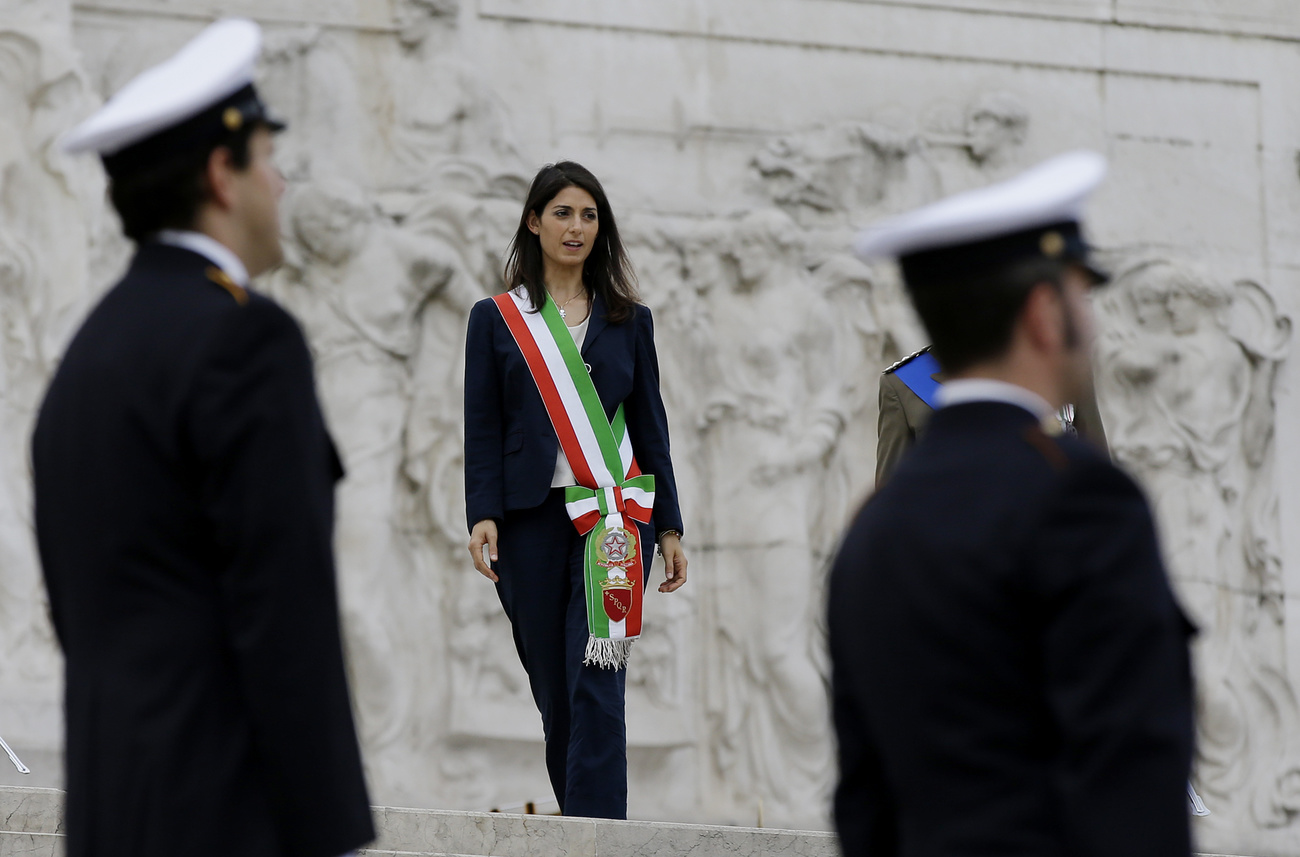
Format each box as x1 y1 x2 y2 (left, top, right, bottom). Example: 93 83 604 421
828 151 1195 856
34 19 374 857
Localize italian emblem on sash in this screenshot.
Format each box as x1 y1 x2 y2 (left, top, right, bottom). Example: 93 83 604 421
493 289 656 668
597 527 637 621
600 527 633 564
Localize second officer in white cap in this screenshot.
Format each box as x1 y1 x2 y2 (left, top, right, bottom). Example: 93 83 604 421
827 152 1195 857
32 19 374 857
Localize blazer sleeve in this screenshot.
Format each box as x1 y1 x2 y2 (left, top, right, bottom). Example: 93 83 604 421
624 305 684 536
188 298 374 857
1036 458 1194 857
463 299 507 530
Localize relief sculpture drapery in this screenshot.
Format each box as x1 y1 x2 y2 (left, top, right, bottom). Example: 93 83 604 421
2 1 1300 847
266 176 482 796
692 209 846 822
0 0 116 770
1095 259 1300 834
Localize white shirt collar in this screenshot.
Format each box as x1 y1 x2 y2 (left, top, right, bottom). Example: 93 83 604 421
935 378 1054 421
154 230 250 287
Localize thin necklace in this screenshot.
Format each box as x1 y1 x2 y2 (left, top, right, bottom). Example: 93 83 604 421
554 289 587 320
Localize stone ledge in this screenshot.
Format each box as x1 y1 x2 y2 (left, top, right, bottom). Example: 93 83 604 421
0 788 62 836
369 805 838 857
0 787 1254 857
1 786 836 857
0 831 62 857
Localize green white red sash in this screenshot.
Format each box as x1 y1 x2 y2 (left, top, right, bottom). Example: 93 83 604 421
493 289 656 669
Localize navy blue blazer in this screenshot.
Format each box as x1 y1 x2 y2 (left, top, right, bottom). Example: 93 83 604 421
464 291 683 537
828 401 1194 857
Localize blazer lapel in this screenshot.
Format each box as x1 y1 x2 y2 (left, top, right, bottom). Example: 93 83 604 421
581 291 610 356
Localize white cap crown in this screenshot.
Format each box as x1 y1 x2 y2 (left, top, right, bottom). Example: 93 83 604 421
854 150 1107 262
62 18 262 156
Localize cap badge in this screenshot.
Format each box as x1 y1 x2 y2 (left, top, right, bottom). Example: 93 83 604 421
222 107 243 132
1040 231 1065 258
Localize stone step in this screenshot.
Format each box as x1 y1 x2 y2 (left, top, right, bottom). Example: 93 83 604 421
0 786 1259 857
0 785 837 857
368 804 839 856
0 833 62 857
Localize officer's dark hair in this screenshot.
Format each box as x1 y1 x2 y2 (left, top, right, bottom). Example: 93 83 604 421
909 257 1068 374
108 123 257 243
504 161 640 324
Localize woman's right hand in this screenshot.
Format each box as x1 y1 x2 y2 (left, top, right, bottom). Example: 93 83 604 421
469 519 500 582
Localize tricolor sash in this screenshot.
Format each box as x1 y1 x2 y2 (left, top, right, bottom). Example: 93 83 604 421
493 289 656 669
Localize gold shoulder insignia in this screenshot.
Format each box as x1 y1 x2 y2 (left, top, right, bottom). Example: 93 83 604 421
205 266 248 307
882 346 931 376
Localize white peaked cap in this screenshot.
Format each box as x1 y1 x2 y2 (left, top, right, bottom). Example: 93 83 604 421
854 150 1107 262
62 18 262 156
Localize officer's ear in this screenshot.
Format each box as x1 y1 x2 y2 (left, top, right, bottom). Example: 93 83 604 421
204 144 240 211
1020 280 1068 354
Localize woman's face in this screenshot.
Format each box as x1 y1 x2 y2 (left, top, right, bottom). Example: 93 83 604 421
527 185 599 276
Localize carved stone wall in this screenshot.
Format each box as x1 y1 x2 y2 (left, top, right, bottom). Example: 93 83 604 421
4 1 1300 852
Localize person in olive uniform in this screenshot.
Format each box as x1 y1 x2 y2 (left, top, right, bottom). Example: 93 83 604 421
875 348 941 486
34 20 373 857
877 346 1109 486
830 152 1195 857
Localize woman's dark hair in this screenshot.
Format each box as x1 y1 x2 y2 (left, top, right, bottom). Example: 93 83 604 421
910 257 1066 374
504 161 640 323
108 124 256 243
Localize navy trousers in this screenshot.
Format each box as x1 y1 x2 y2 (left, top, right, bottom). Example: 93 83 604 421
495 489 650 819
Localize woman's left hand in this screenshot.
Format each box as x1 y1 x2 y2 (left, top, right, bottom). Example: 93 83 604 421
658 534 687 593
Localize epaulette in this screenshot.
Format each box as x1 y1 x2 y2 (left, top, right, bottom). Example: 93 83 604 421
883 346 931 375
205 266 249 307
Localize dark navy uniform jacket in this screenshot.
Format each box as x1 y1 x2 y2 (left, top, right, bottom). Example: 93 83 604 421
829 400 1194 857
463 291 683 536
32 243 374 857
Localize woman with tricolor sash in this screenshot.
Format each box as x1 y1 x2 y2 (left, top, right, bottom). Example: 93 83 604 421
463 161 687 819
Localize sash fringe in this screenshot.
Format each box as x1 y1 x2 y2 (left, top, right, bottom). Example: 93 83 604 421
584 636 634 670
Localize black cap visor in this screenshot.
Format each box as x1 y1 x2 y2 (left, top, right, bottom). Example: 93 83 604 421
900 220 1108 290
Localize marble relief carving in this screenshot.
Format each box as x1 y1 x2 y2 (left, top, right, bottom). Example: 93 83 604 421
0 2 1298 846
0 0 117 770
1095 260 1299 834
653 210 842 821
751 91 1030 230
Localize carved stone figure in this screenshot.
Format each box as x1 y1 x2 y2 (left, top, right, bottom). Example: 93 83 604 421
751 121 916 226
815 254 885 510
271 178 478 798
917 91 1030 194
1096 259 1299 837
0 2 107 771
393 4 520 180
696 209 844 826
960 92 1029 166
